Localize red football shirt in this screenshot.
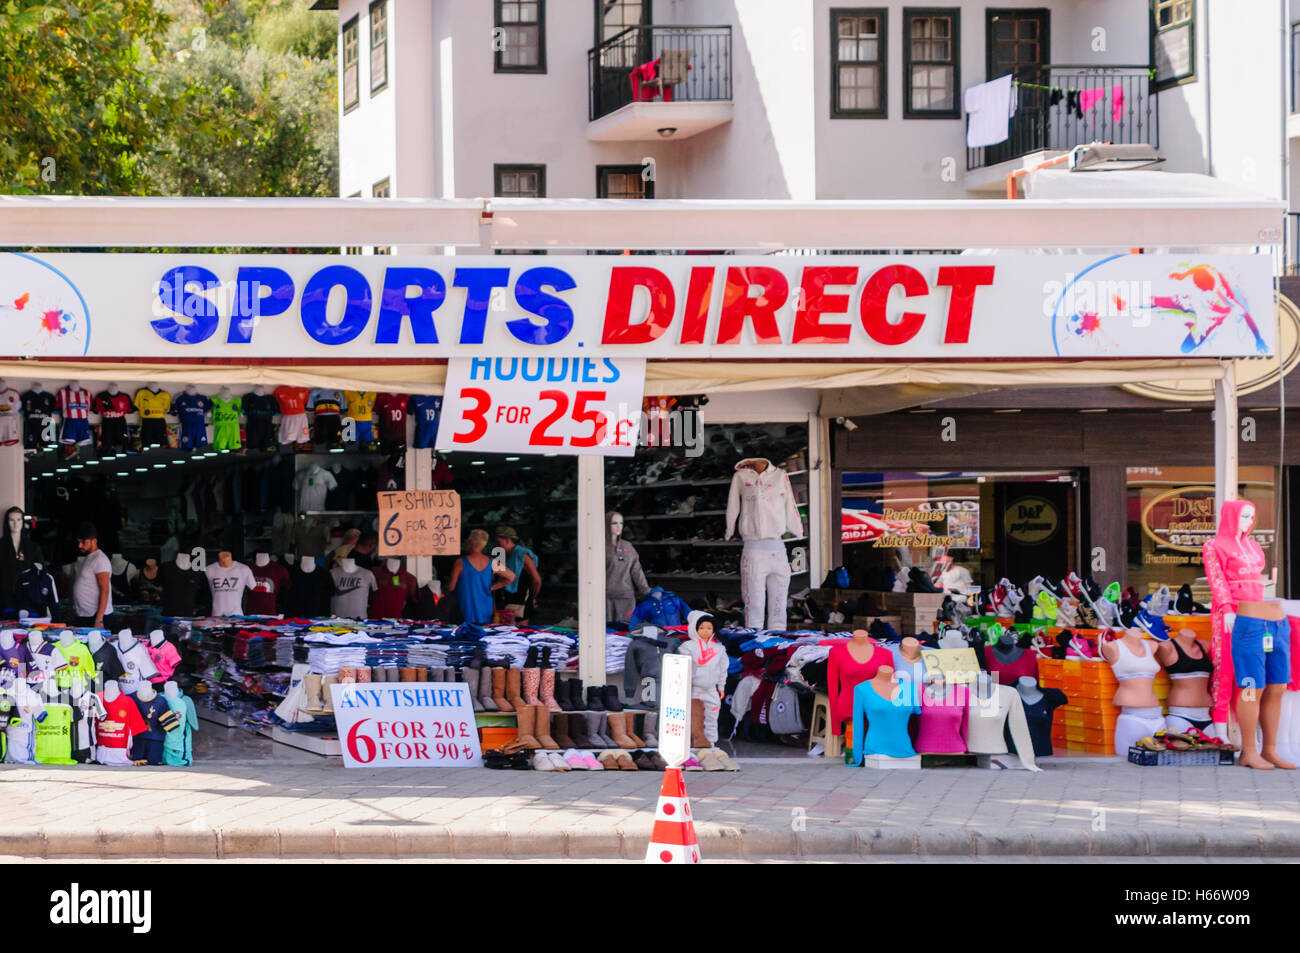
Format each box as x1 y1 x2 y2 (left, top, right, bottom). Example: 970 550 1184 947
370 567 418 618
96 692 147 750
374 393 408 441
93 392 134 418
274 386 309 416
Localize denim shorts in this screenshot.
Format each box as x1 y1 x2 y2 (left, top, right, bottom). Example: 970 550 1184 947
1232 614 1290 689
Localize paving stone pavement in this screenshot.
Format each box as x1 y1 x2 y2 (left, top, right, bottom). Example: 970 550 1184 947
4 756 1300 860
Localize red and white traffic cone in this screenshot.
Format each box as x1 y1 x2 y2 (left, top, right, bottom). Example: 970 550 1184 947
643 767 701 864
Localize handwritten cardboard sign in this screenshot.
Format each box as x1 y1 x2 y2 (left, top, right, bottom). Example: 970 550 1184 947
377 490 461 557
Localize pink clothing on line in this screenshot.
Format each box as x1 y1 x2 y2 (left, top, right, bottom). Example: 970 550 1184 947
1111 85 1125 122
826 640 892 735
1202 499 1266 723
916 684 969 754
1079 88 1106 114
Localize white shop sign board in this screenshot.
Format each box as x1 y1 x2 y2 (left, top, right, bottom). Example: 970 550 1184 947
658 654 692 768
330 682 482 768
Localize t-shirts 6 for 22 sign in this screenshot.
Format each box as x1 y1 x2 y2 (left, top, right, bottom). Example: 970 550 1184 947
436 357 646 457
378 490 461 556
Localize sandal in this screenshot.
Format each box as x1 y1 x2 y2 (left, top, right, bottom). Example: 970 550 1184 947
1136 736 1166 752
1186 727 1238 752
1154 730 1194 751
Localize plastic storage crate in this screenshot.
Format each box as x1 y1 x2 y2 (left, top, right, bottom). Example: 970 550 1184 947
1127 746 1235 767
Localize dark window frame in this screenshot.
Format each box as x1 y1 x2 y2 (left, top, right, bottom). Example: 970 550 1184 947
830 7 889 119
903 7 960 119
984 8 1049 81
342 15 360 113
494 0 547 75
1150 0 1195 90
369 0 388 95
494 163 548 198
1292 21 1300 113
596 163 654 199
594 0 651 46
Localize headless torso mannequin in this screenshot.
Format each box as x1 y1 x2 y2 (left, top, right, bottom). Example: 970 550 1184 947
300 556 316 573
1203 500 1294 769
1102 629 1165 756
1155 626 1215 733
255 553 270 567
176 553 191 571
964 673 1042 770
725 458 803 631
848 664 919 764
605 512 648 623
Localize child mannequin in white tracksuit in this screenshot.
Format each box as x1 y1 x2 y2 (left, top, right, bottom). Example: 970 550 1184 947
725 458 803 630
679 610 728 746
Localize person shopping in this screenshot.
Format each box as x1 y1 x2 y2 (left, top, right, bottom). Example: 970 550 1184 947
493 526 541 623
447 529 516 625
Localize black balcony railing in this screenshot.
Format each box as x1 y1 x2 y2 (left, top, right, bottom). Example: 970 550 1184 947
966 65 1157 171
588 25 732 122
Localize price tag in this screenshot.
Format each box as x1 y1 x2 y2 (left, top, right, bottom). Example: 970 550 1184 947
377 490 461 556
435 357 646 457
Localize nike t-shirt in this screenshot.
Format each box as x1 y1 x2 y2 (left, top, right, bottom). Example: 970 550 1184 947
205 561 255 616
330 567 378 619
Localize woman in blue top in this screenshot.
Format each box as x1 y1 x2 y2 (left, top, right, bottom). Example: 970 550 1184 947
447 529 516 625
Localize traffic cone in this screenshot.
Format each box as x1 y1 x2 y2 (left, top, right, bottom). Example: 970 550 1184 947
643 767 701 864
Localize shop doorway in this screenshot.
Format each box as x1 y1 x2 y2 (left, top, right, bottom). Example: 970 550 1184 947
993 480 1073 583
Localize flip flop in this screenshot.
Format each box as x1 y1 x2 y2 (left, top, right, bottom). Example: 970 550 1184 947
1136 736 1167 752
1154 730 1193 751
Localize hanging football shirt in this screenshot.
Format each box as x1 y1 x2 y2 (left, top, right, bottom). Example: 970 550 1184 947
20 388 57 448
308 389 344 415
133 388 171 419
15 566 58 617
344 391 376 421
93 390 134 450
114 637 160 690
210 395 242 451
407 395 443 449
205 561 256 616
34 703 75 765
294 465 338 513
52 639 96 690
374 392 408 442
273 386 309 416
95 691 146 765
0 640 34 677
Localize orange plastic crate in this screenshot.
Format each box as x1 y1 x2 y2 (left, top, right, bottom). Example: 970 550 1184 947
479 726 518 751
1164 616 1212 640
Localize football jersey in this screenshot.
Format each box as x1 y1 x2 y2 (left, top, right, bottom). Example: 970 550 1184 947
211 395 242 425
173 391 210 424
57 386 91 420
93 391 133 419
408 395 442 447
374 393 408 441
95 692 146 751
308 388 344 416
34 703 75 765
134 388 172 419
274 386 309 416
133 692 169 741
0 387 20 416
52 639 96 690
344 391 376 421
242 391 279 417
21 389 56 418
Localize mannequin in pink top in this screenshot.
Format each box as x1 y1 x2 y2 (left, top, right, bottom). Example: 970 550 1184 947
825 630 892 736
1203 500 1293 770
916 672 969 754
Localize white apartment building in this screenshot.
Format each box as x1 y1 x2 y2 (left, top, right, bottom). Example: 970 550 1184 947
318 0 1287 220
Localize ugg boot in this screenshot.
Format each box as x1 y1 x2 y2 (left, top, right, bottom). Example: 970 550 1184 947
556 677 574 712
303 674 323 710
339 666 357 684
567 712 592 748
478 667 499 712
522 667 543 707
321 675 338 711
509 704 541 750
506 668 527 711
625 713 645 748
551 712 576 749
608 712 638 749
400 667 417 682
534 705 559 749
584 712 612 748
601 685 624 712
586 686 606 711
524 646 540 669
491 666 510 711
690 698 709 748
468 671 484 712
539 668 562 713
415 668 428 682
641 712 658 747
429 668 446 682
355 667 371 683
567 679 586 711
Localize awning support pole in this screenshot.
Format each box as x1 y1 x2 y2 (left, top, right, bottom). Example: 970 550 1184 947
1214 361 1239 514
577 454 606 687
407 447 433 587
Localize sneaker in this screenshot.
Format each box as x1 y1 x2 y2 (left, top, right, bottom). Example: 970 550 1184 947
808 743 825 757
1034 590 1059 621
1062 572 1085 600
1133 609 1169 641
1144 585 1172 616
1175 584 1208 614
1056 600 1080 628
533 751 557 771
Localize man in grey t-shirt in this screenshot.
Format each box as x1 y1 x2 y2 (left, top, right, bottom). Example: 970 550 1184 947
73 522 113 626
330 564 377 619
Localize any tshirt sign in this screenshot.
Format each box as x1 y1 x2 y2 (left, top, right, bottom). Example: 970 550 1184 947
330 681 482 768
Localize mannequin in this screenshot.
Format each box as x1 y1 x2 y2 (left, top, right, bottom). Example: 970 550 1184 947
1155 626 1214 733
248 552 290 616
206 551 255 617
301 556 316 573
1101 628 1165 756
146 629 181 685
53 629 94 692
916 672 969 754
96 679 145 766
242 385 278 452
605 512 649 623
848 664 919 763
331 556 377 619
678 611 729 746
134 382 171 449
209 385 242 452
889 637 927 691
93 382 134 454
71 678 104 763
1017 675 1067 757
114 627 159 693
370 557 418 619
0 506 43 609
826 629 892 736
20 382 55 449
0 378 20 449
986 632 1039 685
15 560 58 620
964 675 1042 770
162 680 198 766
4 682 44 764
87 630 104 653
57 380 92 451
725 457 802 630
159 552 205 617
295 463 338 514
1204 500 1293 769
130 680 168 765
109 552 138 602
0 628 34 679
287 555 332 618
176 553 191 571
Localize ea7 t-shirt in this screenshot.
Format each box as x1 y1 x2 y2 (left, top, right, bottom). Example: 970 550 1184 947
330 567 378 619
205 561 256 616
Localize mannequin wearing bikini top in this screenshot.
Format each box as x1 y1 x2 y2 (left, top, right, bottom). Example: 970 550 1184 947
1155 627 1213 711
1100 630 1160 708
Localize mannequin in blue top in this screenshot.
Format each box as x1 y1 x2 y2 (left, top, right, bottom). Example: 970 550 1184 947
161 680 198 767
848 663 920 764
448 529 516 625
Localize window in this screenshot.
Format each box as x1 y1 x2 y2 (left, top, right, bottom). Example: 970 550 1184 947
831 8 887 118
369 1 388 94
595 0 650 69
904 8 959 118
342 17 360 112
597 164 653 199
372 179 390 254
986 9 1047 79
1152 0 1194 87
1291 21 1299 112
495 165 546 255
495 0 545 74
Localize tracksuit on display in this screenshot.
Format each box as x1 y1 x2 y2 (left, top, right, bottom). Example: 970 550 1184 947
679 611 728 745
726 458 803 630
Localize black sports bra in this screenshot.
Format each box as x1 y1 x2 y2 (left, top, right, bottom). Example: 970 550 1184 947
1166 638 1213 677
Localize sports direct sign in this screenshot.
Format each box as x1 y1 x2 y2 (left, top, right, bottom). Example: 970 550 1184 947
0 252 1274 359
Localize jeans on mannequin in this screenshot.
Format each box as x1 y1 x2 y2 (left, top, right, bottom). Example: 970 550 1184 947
740 541 790 630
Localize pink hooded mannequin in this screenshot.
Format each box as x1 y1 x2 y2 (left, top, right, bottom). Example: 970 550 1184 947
1202 499 1264 724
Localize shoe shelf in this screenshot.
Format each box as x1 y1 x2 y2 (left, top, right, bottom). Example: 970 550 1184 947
461 489 532 501
637 536 808 547
630 509 728 520
648 572 741 582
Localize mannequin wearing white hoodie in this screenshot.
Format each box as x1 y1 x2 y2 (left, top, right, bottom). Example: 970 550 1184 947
725 458 803 630
678 610 729 745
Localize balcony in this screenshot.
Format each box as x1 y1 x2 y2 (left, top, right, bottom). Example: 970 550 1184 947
587 25 733 142
965 65 1157 191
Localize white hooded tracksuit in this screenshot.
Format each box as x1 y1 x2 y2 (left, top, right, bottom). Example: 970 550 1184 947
725 459 803 630
678 610 729 745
